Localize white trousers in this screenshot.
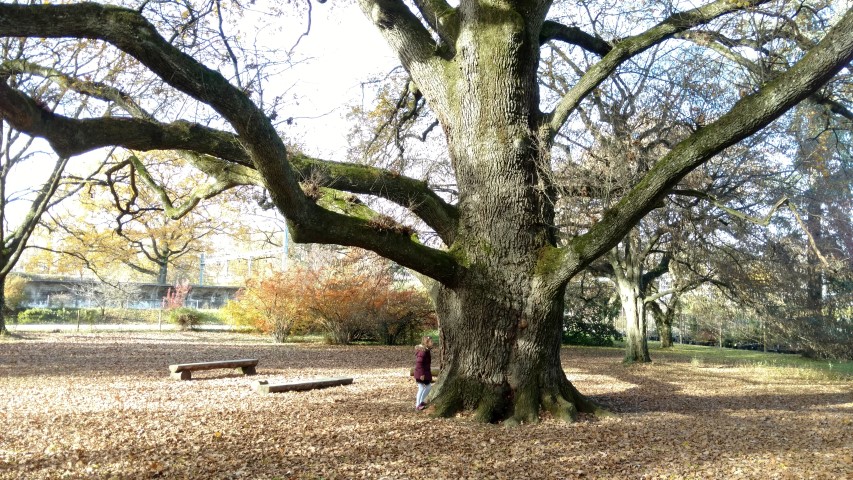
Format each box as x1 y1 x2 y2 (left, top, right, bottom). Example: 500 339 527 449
416 382 431 407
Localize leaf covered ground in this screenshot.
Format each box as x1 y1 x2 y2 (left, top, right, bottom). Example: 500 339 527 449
1 332 851 479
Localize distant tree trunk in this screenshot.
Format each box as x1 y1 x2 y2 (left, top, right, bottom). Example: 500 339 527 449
649 300 675 348
719 320 724 348
659 320 673 348
796 110 826 320
805 191 823 317
157 261 168 284
618 280 650 362
609 233 651 363
0 274 7 335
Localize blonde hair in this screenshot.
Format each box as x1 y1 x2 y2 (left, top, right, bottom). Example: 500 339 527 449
420 336 432 349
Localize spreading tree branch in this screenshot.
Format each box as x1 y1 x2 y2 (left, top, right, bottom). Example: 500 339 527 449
0 59 153 120
544 0 773 138
540 7 853 289
357 0 452 117
0 81 459 241
1 156 69 277
671 190 790 226
410 0 458 46
0 2 462 285
539 21 612 56
0 80 250 163
0 2 310 220
129 155 236 221
677 30 853 123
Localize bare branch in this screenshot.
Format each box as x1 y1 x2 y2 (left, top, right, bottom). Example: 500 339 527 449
0 59 153 119
540 21 612 56
541 7 853 288
129 155 236 221
545 0 773 137
356 0 452 117
1 156 69 277
786 201 835 270
671 189 789 227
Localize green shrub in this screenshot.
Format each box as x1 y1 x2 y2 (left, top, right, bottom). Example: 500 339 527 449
15 307 166 324
17 307 74 324
168 307 205 330
562 318 621 347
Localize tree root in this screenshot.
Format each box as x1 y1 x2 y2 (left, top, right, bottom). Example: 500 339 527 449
428 374 613 425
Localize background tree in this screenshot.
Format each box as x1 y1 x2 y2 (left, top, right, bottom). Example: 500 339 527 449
43 151 249 284
0 36 108 333
67 279 142 322
2 273 26 315
1 1 852 422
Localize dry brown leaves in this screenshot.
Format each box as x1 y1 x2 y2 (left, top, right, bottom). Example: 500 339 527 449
1 332 851 479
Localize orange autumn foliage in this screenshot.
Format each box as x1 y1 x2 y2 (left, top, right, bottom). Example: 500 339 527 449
223 268 311 342
225 258 435 344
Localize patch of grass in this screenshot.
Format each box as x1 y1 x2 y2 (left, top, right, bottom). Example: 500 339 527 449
655 343 853 379
420 329 440 346
285 334 326 344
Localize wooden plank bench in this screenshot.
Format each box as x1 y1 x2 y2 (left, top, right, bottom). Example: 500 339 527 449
169 359 259 380
255 377 353 394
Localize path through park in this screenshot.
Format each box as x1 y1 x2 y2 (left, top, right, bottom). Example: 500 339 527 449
1 332 851 479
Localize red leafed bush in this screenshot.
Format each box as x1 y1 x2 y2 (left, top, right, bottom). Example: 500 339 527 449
224 252 435 345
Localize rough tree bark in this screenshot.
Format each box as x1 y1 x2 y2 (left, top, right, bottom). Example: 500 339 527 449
608 232 652 363
0 2 852 422
649 299 676 349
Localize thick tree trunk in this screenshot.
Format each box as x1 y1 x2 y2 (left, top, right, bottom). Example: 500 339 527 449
425 131 610 422
420 10 609 423
430 274 607 423
619 280 651 363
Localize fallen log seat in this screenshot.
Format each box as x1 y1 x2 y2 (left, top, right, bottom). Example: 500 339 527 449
409 368 440 377
255 377 353 394
169 359 259 380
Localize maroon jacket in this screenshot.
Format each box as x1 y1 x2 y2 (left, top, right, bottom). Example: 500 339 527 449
414 346 432 384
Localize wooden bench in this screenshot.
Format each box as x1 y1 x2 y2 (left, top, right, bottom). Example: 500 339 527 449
169 359 259 380
255 377 353 394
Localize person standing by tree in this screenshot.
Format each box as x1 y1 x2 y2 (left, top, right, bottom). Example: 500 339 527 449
414 336 434 410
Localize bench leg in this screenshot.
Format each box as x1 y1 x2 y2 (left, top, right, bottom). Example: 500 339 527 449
171 371 191 380
240 366 257 375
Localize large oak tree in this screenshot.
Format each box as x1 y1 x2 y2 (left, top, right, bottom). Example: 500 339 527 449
0 1 852 422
